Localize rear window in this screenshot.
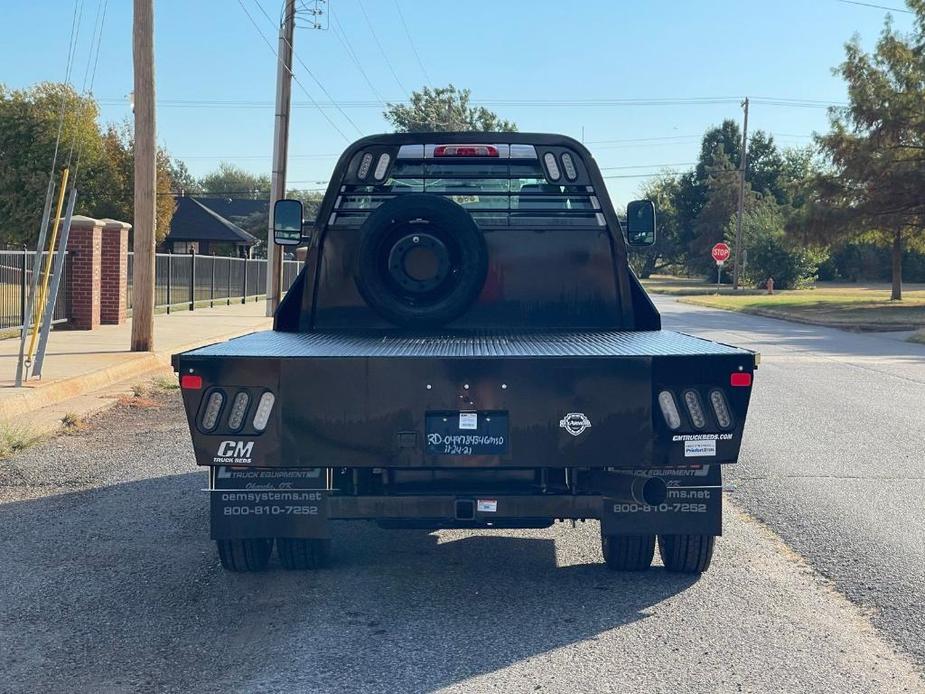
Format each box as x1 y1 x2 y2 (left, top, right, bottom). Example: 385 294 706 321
329 150 604 229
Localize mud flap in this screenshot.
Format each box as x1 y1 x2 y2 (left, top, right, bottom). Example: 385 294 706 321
600 465 722 536
209 466 330 540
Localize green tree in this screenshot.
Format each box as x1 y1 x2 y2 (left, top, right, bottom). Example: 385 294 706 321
384 85 517 133
628 173 685 278
0 84 176 245
726 199 825 289
799 2 925 299
0 83 101 246
689 147 752 276
168 159 201 196
199 163 270 197
81 123 176 242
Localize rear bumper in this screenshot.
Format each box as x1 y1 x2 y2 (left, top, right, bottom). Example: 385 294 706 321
208 466 723 539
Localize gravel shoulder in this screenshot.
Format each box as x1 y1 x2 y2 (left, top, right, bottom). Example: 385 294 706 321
0 393 921 693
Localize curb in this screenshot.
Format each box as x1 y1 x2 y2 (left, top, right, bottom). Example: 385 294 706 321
0 326 262 422
675 298 924 333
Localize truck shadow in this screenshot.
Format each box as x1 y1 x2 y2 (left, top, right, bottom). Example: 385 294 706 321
0 472 700 693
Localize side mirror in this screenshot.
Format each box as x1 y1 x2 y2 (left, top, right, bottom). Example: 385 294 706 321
626 199 657 247
273 199 304 246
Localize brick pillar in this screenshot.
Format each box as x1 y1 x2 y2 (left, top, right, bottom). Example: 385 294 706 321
65 215 103 330
100 219 131 324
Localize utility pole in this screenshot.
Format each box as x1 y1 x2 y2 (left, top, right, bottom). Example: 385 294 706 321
266 0 296 316
733 96 749 290
131 0 156 350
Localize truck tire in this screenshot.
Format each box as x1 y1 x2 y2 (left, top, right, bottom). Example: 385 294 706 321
601 532 655 571
355 194 488 327
277 537 330 570
216 538 273 572
658 534 715 574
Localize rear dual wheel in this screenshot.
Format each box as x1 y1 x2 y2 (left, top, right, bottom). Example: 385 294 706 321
658 534 715 574
216 538 330 572
277 538 330 570
600 531 716 573
216 538 273 572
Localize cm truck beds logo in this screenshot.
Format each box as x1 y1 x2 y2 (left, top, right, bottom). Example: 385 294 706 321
213 440 254 464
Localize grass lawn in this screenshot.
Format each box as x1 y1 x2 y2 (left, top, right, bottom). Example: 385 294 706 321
673 282 925 332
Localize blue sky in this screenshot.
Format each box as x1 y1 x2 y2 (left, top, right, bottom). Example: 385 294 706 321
0 0 915 205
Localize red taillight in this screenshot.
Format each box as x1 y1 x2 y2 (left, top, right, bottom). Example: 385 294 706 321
433 144 498 157
730 372 752 387
181 374 203 390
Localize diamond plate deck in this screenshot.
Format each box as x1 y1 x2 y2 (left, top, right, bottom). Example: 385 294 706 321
181 329 751 359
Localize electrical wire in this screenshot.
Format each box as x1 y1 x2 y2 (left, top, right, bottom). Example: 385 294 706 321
393 0 432 86
236 0 350 141
834 0 912 12
97 94 849 111
356 0 409 98
329 6 387 106
253 0 364 136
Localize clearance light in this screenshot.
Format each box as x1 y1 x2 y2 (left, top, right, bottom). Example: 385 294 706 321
710 389 733 429
730 372 752 387
357 152 373 179
201 391 224 431
683 390 707 429
657 390 682 430
543 152 561 180
180 374 202 390
433 144 499 157
373 153 391 180
561 152 578 180
227 391 250 431
252 392 276 432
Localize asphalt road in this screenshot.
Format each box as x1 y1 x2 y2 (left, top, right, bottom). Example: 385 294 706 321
1 383 923 692
656 295 925 669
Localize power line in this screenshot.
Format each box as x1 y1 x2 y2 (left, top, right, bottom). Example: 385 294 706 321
356 0 409 97
599 162 698 171
329 5 387 106
834 0 913 12
97 94 849 111
236 0 350 141
253 0 364 136
393 0 431 86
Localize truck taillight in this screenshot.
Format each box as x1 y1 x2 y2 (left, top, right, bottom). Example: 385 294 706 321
180 374 202 389
252 392 276 431
730 372 752 387
201 391 224 431
657 390 682 430
710 389 733 429
357 152 373 179
227 391 250 431
433 144 498 157
683 390 707 429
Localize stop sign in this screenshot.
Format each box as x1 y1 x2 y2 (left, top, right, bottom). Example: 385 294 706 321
712 243 731 263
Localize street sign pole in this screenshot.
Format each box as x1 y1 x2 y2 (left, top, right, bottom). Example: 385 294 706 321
711 242 731 290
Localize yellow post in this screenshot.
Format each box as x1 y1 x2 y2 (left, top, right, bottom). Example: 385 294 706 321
26 166 69 363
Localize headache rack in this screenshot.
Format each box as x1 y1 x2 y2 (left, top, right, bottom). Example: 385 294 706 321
327 141 606 230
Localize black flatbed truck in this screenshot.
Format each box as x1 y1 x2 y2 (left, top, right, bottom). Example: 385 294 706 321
173 133 756 574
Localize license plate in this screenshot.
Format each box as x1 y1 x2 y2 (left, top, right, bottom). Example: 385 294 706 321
425 411 509 456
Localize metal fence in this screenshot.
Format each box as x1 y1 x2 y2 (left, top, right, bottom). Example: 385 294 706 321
0 250 71 331
127 253 302 312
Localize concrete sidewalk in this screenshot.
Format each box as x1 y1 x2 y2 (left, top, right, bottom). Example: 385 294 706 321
1 302 271 421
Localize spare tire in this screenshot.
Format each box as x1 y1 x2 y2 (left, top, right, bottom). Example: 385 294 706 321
355 194 488 327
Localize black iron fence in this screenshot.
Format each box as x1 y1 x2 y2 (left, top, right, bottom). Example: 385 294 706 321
127 253 302 312
0 249 71 331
